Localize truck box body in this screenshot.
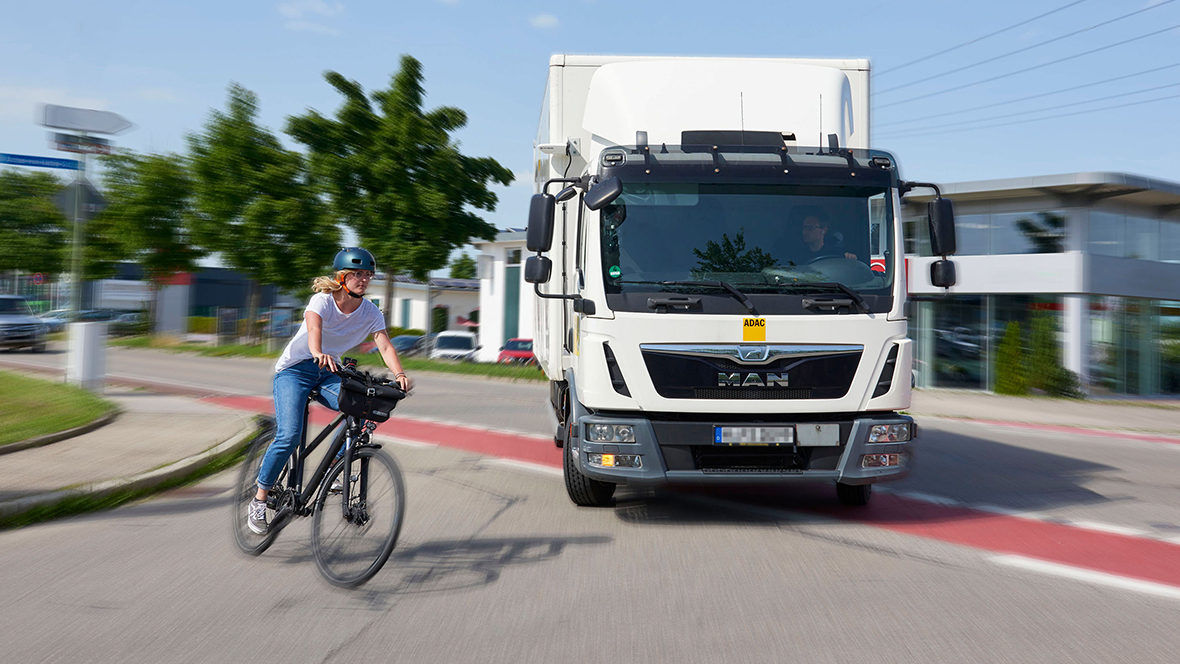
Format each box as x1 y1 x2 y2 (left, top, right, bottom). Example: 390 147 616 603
530 55 918 500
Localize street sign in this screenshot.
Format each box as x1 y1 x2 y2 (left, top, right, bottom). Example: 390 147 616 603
0 153 79 170
53 133 113 155
53 179 108 220
32 273 44 285
40 104 133 134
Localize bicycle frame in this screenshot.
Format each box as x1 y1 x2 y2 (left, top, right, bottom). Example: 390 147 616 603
276 395 374 520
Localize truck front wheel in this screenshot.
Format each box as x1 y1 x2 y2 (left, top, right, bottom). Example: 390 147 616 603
564 436 616 507
836 481 872 506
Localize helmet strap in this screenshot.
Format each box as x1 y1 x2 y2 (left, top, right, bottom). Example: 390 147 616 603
337 277 363 299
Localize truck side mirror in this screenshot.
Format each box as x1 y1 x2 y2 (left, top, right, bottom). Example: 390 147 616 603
928 198 957 257
930 259 956 288
584 177 623 211
524 255 552 284
527 194 555 252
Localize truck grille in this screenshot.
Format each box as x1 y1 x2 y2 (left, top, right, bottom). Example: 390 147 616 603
693 388 811 400
694 447 805 472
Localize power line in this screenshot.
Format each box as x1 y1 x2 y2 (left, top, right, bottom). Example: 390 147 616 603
878 80 1180 136
877 0 1176 95
878 63 1180 128
877 22 1180 110
876 0 1089 77
877 91 1180 140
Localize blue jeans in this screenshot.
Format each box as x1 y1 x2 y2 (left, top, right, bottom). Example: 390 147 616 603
256 360 342 491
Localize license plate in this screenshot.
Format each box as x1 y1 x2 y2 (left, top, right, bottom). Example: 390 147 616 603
795 423 840 447
714 426 794 446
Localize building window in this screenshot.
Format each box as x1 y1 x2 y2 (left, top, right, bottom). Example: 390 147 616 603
954 214 990 256
990 211 1065 254
1162 300 1180 395
1088 211 1125 257
1126 216 1160 261
1162 222 1180 264
507 248 522 265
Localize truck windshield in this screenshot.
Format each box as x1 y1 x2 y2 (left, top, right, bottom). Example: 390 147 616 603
601 183 894 297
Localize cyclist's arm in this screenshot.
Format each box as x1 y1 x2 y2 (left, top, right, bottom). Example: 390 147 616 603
305 311 338 372
373 329 411 391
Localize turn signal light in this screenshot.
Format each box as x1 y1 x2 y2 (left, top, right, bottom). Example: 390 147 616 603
588 453 642 468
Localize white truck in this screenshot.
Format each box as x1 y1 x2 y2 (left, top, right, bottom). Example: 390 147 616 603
526 55 957 507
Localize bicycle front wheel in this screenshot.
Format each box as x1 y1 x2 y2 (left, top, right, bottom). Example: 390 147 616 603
311 447 405 588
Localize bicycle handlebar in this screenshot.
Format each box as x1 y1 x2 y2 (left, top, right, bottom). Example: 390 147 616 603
333 357 408 398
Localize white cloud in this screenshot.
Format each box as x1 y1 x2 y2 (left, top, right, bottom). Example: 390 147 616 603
137 88 179 103
277 0 344 34
0 86 107 124
529 14 560 30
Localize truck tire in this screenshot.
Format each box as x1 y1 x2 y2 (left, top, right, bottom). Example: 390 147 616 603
564 434 616 507
836 481 871 506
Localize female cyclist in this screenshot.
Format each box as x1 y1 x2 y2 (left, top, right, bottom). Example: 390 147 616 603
247 247 412 534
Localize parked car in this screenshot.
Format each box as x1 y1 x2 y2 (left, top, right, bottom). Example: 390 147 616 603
109 312 147 336
429 331 479 361
0 295 47 352
359 334 424 355
497 338 535 365
38 308 73 333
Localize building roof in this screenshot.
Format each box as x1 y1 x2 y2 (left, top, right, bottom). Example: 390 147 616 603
903 172 1180 216
471 230 527 246
390 275 479 291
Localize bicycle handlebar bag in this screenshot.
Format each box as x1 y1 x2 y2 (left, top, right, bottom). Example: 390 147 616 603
338 374 404 423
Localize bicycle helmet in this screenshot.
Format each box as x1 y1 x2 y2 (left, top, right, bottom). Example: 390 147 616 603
333 247 376 272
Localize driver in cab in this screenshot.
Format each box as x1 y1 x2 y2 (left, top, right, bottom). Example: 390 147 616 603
801 213 857 261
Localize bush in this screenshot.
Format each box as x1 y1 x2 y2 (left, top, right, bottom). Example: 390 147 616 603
994 321 1028 395
1027 315 1058 393
1045 366 1085 399
387 326 426 337
188 316 216 334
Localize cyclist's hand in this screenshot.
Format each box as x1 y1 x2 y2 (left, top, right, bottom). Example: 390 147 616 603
395 373 412 392
312 350 338 372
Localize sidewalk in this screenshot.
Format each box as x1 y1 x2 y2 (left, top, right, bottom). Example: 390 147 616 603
0 384 258 521
909 390 1180 437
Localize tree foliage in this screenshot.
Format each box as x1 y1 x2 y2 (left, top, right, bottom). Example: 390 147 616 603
692 229 778 275
994 321 1028 395
1027 314 1058 393
101 151 202 282
0 169 68 275
188 83 339 294
286 56 513 325
449 254 477 279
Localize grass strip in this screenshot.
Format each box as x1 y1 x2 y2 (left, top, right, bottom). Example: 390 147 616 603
0 439 249 531
110 335 547 381
0 370 116 447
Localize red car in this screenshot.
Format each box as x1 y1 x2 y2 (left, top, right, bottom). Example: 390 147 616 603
497 338 535 365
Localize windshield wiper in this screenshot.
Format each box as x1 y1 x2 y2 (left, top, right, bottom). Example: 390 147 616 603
788 282 868 313
660 280 759 315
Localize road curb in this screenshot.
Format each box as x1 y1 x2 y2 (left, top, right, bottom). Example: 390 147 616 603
0 420 263 523
0 408 122 456
915 414 1180 444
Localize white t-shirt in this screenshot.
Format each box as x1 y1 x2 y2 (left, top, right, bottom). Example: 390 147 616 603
275 292 386 373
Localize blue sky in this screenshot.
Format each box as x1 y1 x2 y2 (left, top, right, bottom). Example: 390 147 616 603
2 0 1179 267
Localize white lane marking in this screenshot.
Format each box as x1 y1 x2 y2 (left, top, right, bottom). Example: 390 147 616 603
1167 536 1180 546
897 491 963 507
1071 521 1151 537
990 555 1180 601
489 459 563 477
373 435 436 448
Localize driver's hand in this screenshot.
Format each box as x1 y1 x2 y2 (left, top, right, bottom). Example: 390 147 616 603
844 252 858 260
312 351 338 372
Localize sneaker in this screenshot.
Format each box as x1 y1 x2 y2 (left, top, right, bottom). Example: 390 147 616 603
247 498 268 534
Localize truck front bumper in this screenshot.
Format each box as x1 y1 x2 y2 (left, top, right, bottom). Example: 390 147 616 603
569 413 915 486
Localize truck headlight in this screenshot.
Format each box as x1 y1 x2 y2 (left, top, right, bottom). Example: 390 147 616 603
585 423 636 443
868 423 912 443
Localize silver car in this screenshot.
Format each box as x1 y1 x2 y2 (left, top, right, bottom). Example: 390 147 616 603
0 295 47 352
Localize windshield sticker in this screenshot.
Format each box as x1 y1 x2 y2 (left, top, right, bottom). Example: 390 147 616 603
608 265 621 278
743 317 766 342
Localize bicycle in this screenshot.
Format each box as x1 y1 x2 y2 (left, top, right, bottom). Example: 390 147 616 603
232 359 408 588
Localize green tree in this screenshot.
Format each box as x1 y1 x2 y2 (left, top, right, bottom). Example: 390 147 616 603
188 84 340 338
449 254 477 279
994 321 1028 395
692 228 778 275
286 56 514 329
0 169 68 278
101 151 203 331
1027 314 1058 393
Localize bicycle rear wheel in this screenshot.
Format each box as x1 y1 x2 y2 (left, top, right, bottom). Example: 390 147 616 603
232 424 281 556
311 447 405 588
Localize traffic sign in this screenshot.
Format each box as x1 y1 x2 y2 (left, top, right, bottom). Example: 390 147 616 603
41 105 133 134
0 153 79 170
53 179 108 221
53 133 113 155
32 273 44 285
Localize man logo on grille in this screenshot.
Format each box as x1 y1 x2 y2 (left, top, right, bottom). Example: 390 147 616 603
718 372 789 387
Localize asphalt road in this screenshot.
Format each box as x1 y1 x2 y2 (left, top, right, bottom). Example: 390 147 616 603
1 346 1179 662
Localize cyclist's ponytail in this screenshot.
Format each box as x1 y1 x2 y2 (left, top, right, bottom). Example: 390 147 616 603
311 270 352 294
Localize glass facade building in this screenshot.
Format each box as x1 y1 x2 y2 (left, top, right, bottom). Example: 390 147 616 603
903 172 1180 396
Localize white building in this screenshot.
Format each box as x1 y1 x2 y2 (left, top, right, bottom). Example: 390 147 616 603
366 274 480 333
472 230 535 362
